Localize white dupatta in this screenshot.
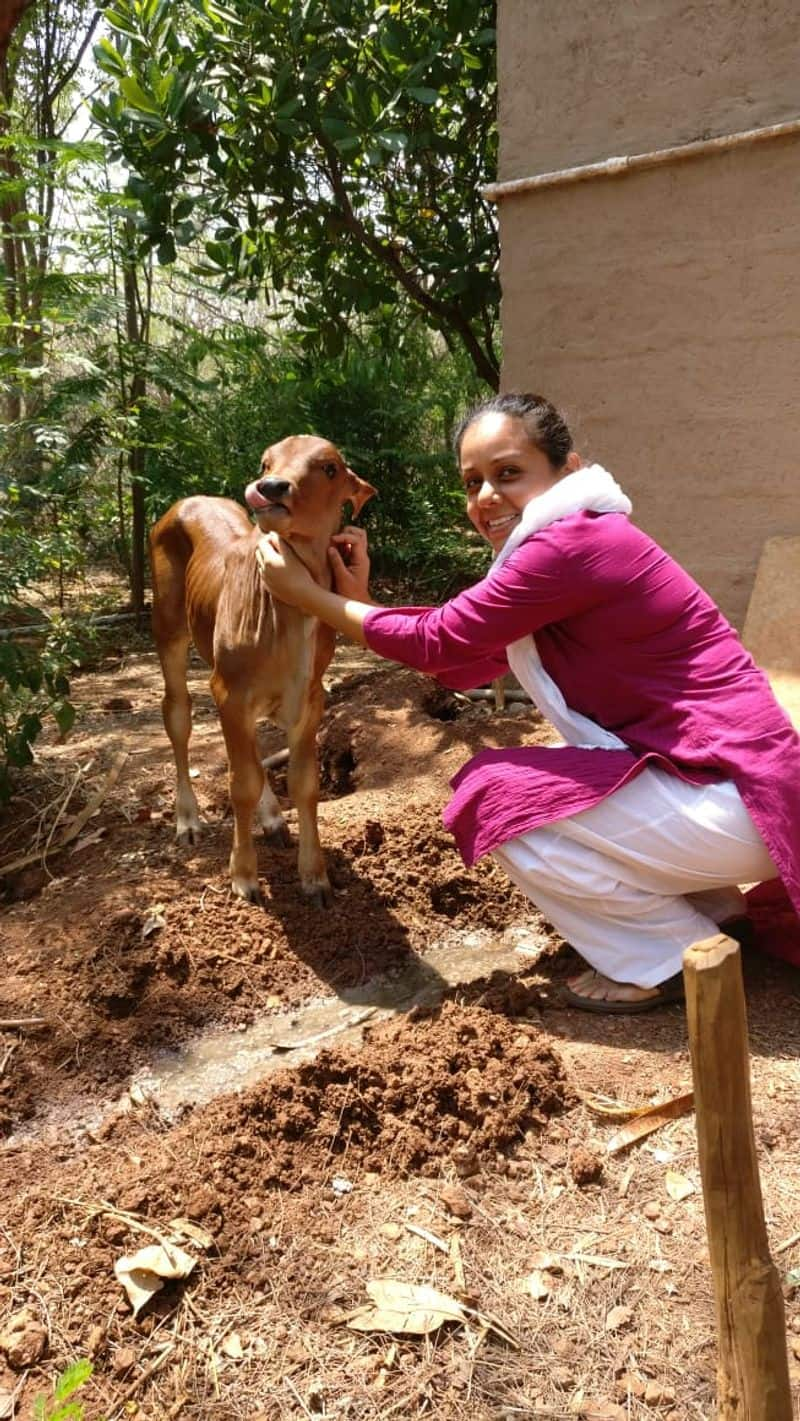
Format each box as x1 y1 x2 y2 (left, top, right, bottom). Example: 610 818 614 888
490 464 632 750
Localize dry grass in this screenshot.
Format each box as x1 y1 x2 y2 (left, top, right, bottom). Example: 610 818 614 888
6 1087 798 1421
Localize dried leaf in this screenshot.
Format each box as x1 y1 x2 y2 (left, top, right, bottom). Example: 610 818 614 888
346 1278 517 1347
220 1333 244 1360
168 1218 216 1250
580 1092 653 1120
141 914 166 939
604 1304 634 1332
606 1092 695 1154
114 1242 196 1317
347 1278 468 1336
70 827 106 854
517 1269 553 1301
665 1170 695 1202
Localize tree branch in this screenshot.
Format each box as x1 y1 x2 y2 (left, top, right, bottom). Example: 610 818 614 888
319 138 498 389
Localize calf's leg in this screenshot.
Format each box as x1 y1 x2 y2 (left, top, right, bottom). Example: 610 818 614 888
157 635 202 845
213 677 264 901
287 696 331 908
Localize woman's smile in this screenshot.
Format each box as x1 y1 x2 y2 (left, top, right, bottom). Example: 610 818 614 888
482 508 521 546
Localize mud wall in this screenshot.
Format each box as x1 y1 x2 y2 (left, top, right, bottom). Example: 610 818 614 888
496 0 800 627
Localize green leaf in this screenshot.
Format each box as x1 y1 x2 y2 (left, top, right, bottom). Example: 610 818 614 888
119 76 161 115
52 701 77 738
157 233 177 264
407 87 439 105
94 36 128 77
53 1359 93 1403
321 116 358 141
375 131 407 153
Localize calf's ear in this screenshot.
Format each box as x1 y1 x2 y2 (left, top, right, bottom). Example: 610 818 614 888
345 468 377 517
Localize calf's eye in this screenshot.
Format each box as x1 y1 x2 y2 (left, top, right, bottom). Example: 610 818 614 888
323 462 338 479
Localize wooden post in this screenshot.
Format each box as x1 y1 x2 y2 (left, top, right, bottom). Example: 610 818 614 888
683 933 793 1419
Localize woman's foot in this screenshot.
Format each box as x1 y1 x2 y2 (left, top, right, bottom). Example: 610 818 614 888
563 967 684 1014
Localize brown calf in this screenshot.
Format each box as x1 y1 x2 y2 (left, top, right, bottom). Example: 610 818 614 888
150 435 375 905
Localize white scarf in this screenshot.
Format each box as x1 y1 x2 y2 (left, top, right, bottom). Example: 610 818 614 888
490 463 632 749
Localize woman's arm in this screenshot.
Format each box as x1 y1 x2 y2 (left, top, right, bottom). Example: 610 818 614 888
257 519 601 678
255 534 373 644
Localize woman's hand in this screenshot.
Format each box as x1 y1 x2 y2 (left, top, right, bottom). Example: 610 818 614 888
255 532 315 607
328 525 372 602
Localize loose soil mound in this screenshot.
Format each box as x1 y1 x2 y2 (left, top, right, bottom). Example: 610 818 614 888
0 657 550 1134
199 998 571 1186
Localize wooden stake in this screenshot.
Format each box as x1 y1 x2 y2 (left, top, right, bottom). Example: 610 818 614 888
683 933 792 1420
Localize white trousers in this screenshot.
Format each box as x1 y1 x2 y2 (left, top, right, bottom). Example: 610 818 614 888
492 765 778 987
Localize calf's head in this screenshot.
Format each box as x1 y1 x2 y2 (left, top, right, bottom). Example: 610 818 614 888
244 435 375 542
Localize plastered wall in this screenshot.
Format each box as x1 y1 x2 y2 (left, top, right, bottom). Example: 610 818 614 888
496 0 800 626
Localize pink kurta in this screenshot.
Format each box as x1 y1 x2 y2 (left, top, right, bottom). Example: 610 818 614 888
363 512 800 918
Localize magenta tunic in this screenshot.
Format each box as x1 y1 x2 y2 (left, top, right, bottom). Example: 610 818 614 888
363 512 800 918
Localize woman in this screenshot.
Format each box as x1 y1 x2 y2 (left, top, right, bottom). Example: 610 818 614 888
256 393 800 1012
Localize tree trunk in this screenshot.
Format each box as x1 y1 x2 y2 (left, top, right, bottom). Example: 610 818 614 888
122 222 148 619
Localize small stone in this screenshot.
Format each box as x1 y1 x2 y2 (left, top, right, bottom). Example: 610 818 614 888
552 1366 573 1388
452 1145 480 1179
616 1372 646 1399
440 1184 473 1219
643 1201 661 1220
539 1143 567 1169
0 1307 47 1370
86 1324 106 1358
112 1346 137 1378
605 1305 634 1333
379 1222 403 1241
644 1381 676 1406
570 1146 604 1187
528 1250 564 1274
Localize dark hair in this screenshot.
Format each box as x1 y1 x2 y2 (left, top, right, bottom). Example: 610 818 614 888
453 392 573 469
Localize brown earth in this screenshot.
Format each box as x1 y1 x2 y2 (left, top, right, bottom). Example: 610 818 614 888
1 642 799 1420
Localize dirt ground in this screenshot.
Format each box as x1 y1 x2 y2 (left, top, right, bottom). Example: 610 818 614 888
1 640 799 1420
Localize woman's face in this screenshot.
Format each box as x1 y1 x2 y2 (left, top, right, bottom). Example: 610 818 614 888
459 413 576 552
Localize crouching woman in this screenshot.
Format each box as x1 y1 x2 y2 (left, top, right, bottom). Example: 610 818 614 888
256 393 800 1013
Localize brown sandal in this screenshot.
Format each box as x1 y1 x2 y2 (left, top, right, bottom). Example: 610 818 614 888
562 972 685 1015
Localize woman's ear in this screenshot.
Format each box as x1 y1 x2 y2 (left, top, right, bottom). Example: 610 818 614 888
564 450 582 474
345 468 377 517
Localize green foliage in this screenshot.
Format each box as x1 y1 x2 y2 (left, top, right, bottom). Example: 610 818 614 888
143 316 490 594
33 1359 94 1421
92 0 500 386
0 617 91 805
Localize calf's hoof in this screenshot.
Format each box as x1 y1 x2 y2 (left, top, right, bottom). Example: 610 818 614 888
176 821 201 847
301 880 333 909
231 875 262 904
